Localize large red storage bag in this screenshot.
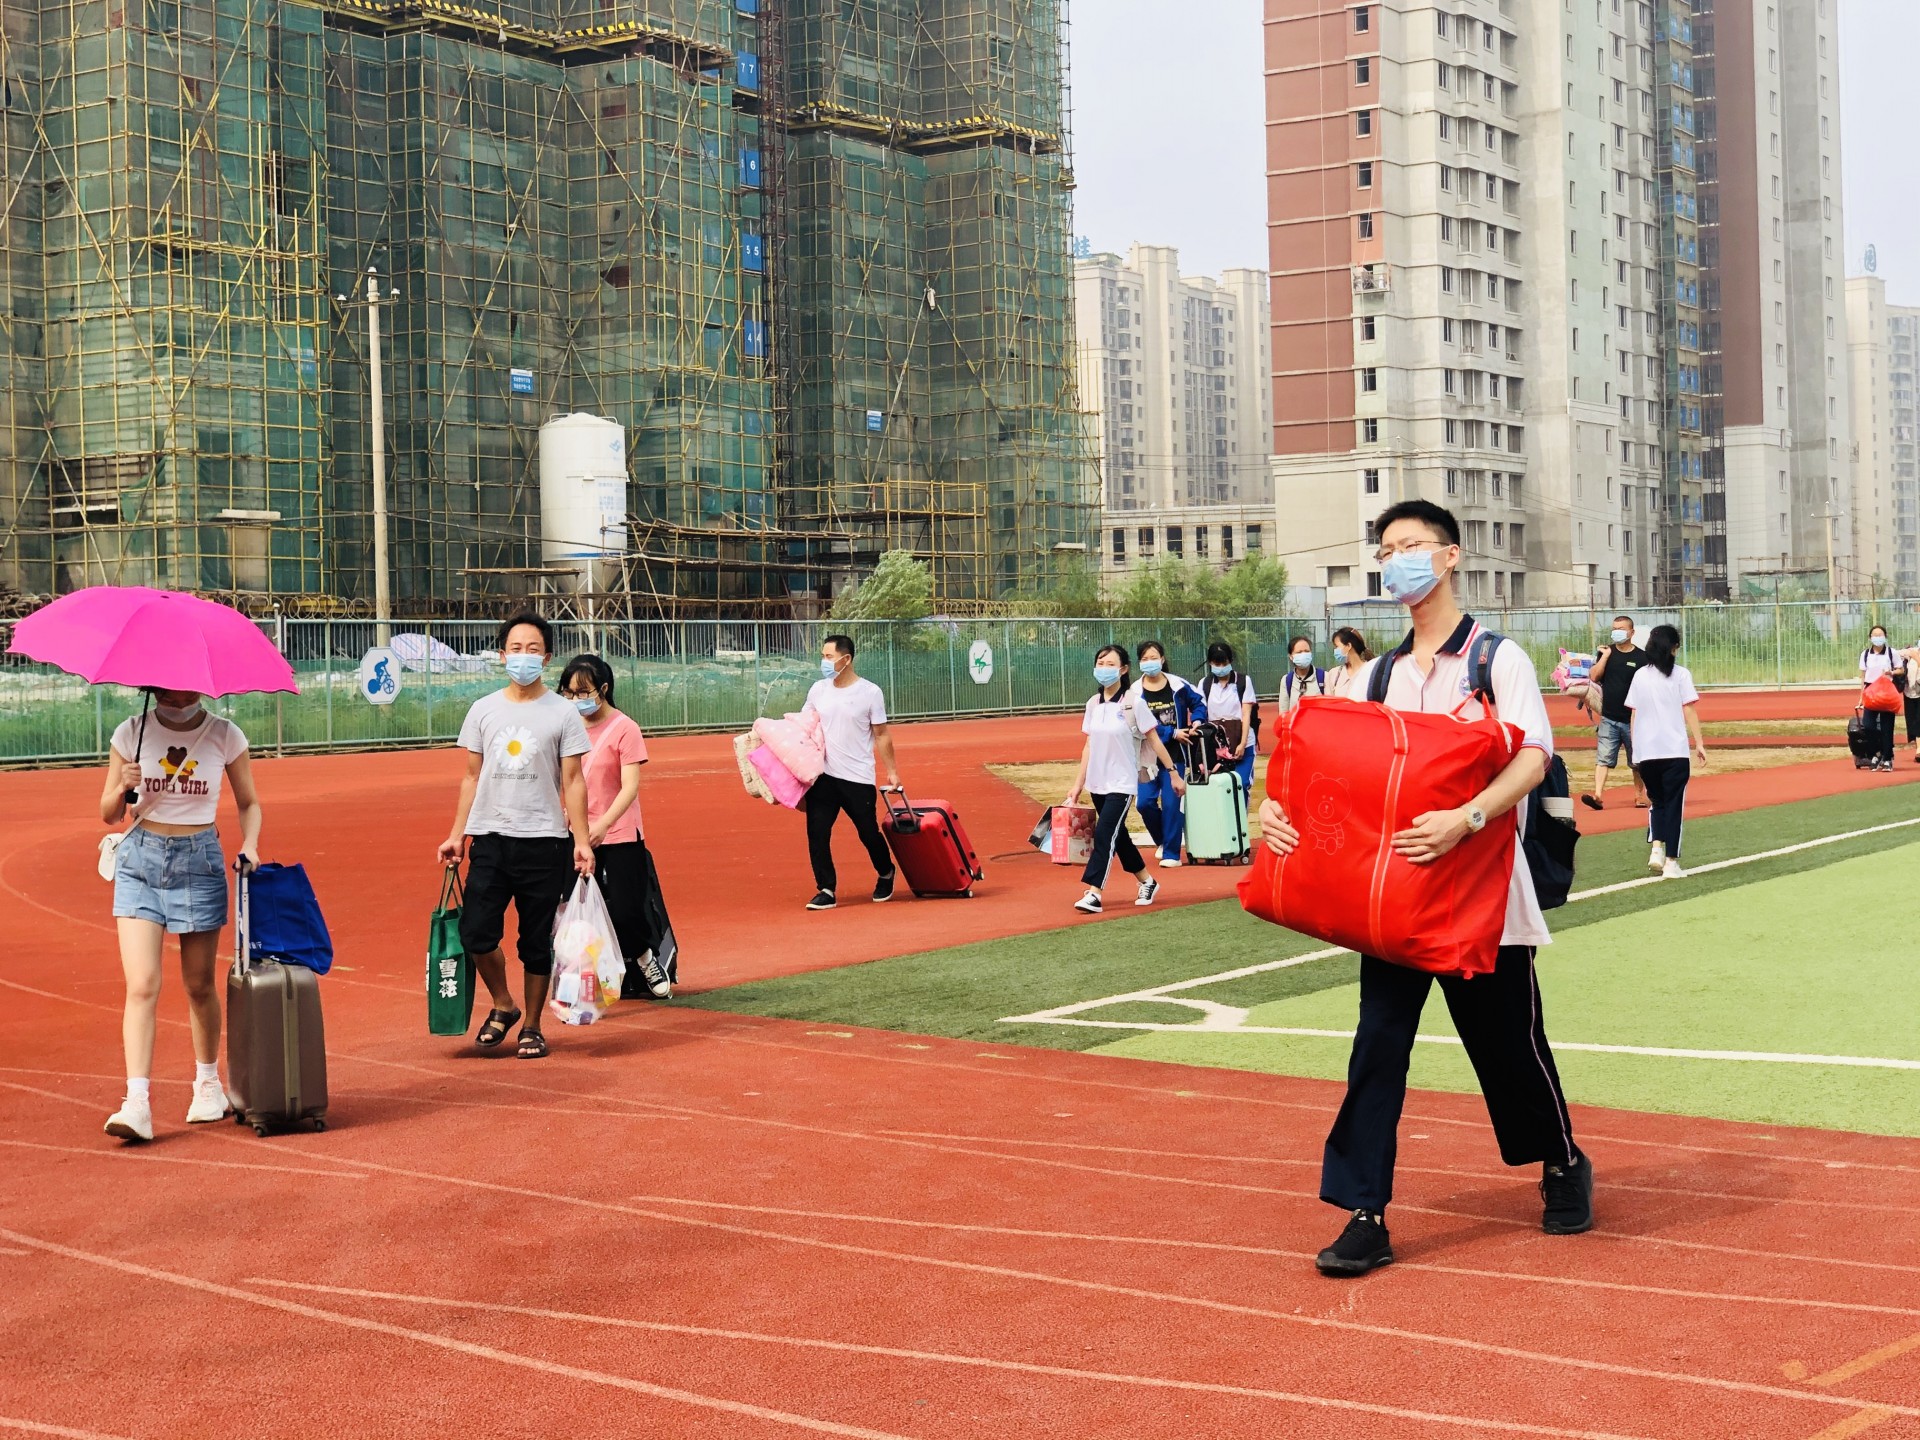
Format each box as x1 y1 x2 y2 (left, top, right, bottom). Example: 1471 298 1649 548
1237 696 1523 978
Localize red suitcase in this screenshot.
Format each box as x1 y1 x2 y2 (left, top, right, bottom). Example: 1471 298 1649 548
880 788 983 898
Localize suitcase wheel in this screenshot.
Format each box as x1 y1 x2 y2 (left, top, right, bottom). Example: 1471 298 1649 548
252 1123 270 1138
312 1117 327 1133
232 1112 246 1127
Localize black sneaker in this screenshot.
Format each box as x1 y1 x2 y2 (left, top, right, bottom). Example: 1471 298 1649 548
805 890 837 911
1579 793 1603 811
1541 1150 1594 1234
1315 1209 1393 1276
872 871 896 903
637 953 672 999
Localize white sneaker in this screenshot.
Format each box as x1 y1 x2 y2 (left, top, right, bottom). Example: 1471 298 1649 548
104 1096 154 1143
1136 875 1160 907
1662 859 1685 880
1073 889 1103 914
1647 842 1667 872
186 1077 230 1124
1158 855 1182 868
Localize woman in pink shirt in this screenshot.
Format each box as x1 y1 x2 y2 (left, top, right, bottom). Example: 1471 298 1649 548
559 655 671 999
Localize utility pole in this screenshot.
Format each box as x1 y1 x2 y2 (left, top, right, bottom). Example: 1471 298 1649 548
367 267 391 647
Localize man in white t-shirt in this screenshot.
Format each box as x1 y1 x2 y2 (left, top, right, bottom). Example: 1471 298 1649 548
800 634 901 910
1259 500 1590 1277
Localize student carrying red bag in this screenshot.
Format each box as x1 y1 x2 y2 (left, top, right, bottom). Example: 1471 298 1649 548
1238 695 1521 977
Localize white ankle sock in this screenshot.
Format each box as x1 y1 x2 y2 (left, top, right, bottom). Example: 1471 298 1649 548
126 1077 151 1103
195 1062 220 1085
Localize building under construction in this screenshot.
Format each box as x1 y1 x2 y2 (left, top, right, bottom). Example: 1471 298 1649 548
0 0 1095 616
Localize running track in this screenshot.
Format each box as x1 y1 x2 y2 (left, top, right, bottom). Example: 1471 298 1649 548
2 704 1919 1437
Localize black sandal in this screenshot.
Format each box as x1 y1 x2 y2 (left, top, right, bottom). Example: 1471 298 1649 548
516 1028 549 1060
475 1007 521 1048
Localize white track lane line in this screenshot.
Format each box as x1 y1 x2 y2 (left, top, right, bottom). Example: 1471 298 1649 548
0 1138 367 1183
0 1228 916 1440
242 1276 1657 1440
0 1418 133 1440
68 1149 1916 1422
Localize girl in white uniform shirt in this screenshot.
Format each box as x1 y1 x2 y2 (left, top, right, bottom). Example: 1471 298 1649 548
1200 641 1260 791
1859 625 1902 773
1625 625 1708 879
99 689 263 1141
1064 645 1185 915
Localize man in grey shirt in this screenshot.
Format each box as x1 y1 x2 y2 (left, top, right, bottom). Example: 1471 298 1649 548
437 611 593 1059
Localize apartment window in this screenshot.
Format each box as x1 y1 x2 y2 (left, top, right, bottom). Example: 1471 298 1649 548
1358 213 1374 240
1436 12 1448 35
1357 161 1374 189
1440 216 1454 242
1439 115 1452 142
1362 468 1381 496
1165 527 1184 558
1362 418 1380 443
1366 571 1384 598
1356 109 1373 136
1360 314 1376 341
1444 368 1458 395
1486 173 1498 201
1354 4 1369 31
1439 62 1453 90
1440 165 1455 192
1441 267 1456 294
1442 317 1455 343
1246 524 1262 553
1444 419 1460 445
1355 57 1371 84
1484 74 1496 100
1110 529 1125 565
1361 367 1379 392
1138 526 1154 556
1488 273 1500 300
1493 522 1505 548
1196 527 1209 560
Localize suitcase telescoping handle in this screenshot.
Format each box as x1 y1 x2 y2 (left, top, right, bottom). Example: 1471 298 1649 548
879 785 918 833
231 855 256 979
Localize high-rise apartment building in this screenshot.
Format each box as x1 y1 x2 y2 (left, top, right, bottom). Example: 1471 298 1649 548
1846 275 1920 594
1695 0 1851 594
1263 0 1847 607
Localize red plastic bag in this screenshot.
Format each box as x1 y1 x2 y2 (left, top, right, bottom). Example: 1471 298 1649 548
1864 674 1903 714
1238 697 1522 978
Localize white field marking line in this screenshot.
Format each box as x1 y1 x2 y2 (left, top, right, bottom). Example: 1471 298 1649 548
335 1050 1920 1277
241 1277 1658 1440
869 1131 1920 1217
663 1024 1920 1178
0 1418 132 1440
0 1228 916 1440
97 1152 1918 1423
0 1138 369 1182
622 1191 1920 1321
1000 815 1920 1064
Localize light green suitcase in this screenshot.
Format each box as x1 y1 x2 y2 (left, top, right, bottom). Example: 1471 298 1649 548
1182 771 1249 864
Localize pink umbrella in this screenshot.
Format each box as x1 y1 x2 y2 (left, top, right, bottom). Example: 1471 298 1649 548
6 586 299 696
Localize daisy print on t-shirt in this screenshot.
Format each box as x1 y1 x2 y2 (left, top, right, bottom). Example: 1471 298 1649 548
494 725 538 770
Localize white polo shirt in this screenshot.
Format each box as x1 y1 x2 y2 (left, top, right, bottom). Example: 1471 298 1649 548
1353 617 1554 948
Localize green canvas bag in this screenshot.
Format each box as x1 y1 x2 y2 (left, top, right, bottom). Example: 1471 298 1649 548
427 868 474 1037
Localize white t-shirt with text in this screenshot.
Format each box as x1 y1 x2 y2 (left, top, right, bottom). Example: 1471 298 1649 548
1625 663 1700 764
111 711 248 828
805 675 889 786
1082 690 1157 796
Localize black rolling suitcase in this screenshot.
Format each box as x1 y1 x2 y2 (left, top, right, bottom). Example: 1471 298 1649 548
1848 706 1875 770
226 868 329 1136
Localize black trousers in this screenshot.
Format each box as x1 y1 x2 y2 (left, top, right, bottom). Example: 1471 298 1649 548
805 774 894 893
1905 697 1920 746
1321 947 1577 1213
1639 756 1690 855
1080 791 1146 888
1866 707 1898 763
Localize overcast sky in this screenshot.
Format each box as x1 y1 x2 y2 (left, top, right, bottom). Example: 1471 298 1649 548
1071 0 1919 306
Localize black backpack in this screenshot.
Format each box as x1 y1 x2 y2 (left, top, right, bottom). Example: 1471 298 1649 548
1367 629 1579 910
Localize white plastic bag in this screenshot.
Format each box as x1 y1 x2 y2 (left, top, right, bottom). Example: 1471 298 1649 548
548 877 627 1026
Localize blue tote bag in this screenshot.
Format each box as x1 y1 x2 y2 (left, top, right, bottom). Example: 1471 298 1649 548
246 862 334 975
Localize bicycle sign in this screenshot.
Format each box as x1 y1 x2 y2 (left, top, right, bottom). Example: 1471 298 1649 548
358 647 402 706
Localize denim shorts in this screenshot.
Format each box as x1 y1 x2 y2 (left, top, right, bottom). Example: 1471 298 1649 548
1595 715 1633 769
112 828 229 934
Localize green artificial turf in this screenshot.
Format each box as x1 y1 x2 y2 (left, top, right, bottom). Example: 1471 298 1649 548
684 784 1920 1133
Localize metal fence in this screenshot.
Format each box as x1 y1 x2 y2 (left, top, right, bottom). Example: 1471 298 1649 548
3 599 1915 765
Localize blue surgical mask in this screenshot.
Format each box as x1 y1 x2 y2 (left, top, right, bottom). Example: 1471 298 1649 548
572 696 600 717
1291 652 1313 668
1093 665 1121 688
1333 646 1349 665
1210 663 1233 678
1140 659 1163 676
1872 636 1888 649
502 654 544 685
1611 629 1630 645
820 657 840 680
1381 550 1443 605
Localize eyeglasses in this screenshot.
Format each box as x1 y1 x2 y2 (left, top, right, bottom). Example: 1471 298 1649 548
1371 538 1450 566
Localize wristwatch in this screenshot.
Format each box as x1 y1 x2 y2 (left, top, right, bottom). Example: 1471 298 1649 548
1463 806 1488 834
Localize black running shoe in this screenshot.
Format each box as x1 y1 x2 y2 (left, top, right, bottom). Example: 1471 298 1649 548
805 890 837 911
1541 1150 1595 1234
872 871 896 903
1316 1210 1393 1276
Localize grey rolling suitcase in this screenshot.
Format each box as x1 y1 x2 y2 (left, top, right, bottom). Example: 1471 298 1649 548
226 869 329 1136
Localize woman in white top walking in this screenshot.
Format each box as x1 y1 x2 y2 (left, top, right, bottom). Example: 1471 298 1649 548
1324 628 1373 700
1859 625 1902 772
1064 645 1185 915
99 690 263 1141
1200 641 1260 792
1625 625 1707 879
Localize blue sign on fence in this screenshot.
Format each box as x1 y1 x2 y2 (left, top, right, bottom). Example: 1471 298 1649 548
510 367 534 395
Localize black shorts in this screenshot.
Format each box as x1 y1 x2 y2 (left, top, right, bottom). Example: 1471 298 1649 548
459 833 574 976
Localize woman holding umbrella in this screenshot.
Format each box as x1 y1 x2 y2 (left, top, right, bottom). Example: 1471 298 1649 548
8 586 289 1143
100 689 262 1139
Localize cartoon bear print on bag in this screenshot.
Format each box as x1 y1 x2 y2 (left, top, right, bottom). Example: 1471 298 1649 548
1304 773 1352 853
